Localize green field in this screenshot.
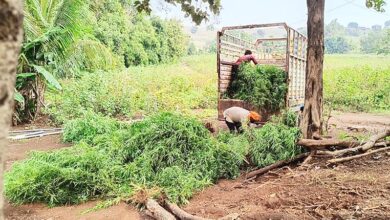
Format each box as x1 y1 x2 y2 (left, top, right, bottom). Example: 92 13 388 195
46 54 390 123
324 54 390 112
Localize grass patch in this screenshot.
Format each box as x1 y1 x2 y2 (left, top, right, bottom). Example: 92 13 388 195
46 55 217 124
324 54 390 112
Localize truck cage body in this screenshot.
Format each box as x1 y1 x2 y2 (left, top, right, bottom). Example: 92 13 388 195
217 23 307 120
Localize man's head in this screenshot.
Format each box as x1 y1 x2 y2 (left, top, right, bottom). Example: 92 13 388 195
244 50 252 55
249 111 262 124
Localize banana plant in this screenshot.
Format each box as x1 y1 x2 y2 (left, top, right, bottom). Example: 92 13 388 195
14 0 88 123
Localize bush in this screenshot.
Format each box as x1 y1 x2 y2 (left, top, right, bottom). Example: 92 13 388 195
45 55 217 123
226 64 288 112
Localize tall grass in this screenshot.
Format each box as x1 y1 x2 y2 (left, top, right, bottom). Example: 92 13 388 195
324 54 390 112
46 55 217 123
46 54 389 124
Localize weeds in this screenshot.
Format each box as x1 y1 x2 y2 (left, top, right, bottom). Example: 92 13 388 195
45 55 217 123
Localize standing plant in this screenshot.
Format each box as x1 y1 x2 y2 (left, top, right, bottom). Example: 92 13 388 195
14 0 90 123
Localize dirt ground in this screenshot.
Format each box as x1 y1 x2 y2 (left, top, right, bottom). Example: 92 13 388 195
4 112 390 220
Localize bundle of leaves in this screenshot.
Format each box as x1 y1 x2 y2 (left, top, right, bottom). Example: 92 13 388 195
5 112 245 206
247 123 304 167
226 63 288 112
62 111 124 143
270 110 299 128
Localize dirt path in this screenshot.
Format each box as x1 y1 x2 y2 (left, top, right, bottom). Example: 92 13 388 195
4 112 390 220
184 156 390 219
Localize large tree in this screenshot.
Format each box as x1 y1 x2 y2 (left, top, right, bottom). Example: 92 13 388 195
301 0 325 139
301 0 386 139
0 0 23 217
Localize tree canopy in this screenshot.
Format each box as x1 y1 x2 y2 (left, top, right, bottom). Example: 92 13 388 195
366 0 387 12
135 0 222 25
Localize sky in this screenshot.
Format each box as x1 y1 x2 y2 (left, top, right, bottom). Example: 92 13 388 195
151 0 390 29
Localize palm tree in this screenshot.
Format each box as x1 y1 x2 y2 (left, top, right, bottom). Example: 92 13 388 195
14 0 90 123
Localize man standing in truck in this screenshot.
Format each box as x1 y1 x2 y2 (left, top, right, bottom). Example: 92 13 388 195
235 50 259 65
223 106 262 133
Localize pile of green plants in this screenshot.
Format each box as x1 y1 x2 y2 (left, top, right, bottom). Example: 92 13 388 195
225 63 288 112
247 123 303 167
5 112 244 206
5 110 303 207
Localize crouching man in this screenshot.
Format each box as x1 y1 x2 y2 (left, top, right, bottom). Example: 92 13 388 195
223 106 262 133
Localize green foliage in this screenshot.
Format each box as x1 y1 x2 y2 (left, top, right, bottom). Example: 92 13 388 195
45 55 217 123
377 30 390 54
325 19 346 38
33 65 62 90
134 0 221 25
324 55 390 112
4 143 114 206
325 37 351 54
270 110 299 128
91 1 188 67
366 0 387 12
226 63 288 112
361 32 382 53
248 124 303 167
5 112 242 206
62 112 122 143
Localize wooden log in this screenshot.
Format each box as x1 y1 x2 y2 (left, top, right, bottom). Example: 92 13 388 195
362 130 390 151
145 199 176 220
297 139 360 149
317 141 390 156
166 202 211 220
328 146 390 164
321 130 390 157
246 152 310 179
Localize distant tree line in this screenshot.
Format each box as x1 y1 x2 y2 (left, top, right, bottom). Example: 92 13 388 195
323 19 390 54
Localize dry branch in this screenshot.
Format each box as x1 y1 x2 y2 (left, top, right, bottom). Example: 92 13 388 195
301 151 316 165
317 141 390 156
166 202 211 220
320 130 390 157
145 199 176 220
328 146 390 164
297 139 360 149
246 152 310 179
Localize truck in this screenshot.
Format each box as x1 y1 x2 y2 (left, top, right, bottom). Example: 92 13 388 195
217 23 307 121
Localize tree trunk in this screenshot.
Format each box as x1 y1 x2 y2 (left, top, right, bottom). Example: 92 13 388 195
0 0 23 217
301 0 325 139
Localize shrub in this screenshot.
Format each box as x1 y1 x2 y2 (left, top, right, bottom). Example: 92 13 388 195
45 55 217 124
